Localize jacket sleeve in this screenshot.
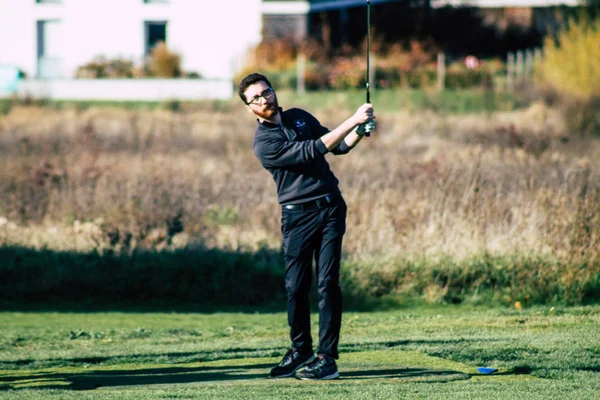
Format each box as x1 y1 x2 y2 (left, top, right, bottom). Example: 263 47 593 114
331 140 352 155
301 109 352 155
254 134 328 168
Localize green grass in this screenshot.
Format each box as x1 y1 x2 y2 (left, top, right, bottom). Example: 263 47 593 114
277 88 521 114
2 246 598 311
0 98 231 114
1 306 599 399
0 88 521 115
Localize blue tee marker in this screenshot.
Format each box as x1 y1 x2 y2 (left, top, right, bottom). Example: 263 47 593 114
477 367 498 374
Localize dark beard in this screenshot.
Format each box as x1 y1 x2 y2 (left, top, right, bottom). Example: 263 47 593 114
254 98 279 121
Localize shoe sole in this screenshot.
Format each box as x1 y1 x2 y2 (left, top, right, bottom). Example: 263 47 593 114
269 355 316 378
297 371 340 381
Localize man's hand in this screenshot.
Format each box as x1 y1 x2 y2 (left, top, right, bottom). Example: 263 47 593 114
356 120 376 137
353 103 376 137
353 103 375 126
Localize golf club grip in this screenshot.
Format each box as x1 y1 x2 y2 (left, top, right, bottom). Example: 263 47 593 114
365 90 371 137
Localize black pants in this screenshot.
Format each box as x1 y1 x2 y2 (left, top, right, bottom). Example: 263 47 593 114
281 197 347 359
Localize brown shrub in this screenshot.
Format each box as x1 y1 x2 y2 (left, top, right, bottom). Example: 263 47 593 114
149 42 182 78
75 57 136 78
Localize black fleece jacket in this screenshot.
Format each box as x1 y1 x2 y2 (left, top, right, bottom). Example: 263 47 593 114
253 107 353 205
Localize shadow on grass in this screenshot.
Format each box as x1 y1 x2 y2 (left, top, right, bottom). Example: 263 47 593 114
0 362 477 391
0 363 271 391
0 338 508 371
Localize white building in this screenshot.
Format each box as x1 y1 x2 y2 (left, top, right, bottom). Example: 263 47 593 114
0 0 263 80
1 0 581 80
0 0 581 100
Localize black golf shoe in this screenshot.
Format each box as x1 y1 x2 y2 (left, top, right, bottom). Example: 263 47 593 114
295 355 339 380
269 348 315 378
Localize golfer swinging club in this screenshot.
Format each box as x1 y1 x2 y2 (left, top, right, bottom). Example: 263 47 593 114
238 73 375 380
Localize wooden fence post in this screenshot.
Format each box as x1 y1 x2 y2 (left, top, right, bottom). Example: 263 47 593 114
297 53 306 95
516 50 524 86
525 49 533 82
437 52 445 91
507 52 515 91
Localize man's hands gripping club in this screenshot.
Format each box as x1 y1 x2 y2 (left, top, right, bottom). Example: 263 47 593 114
319 103 376 151
353 103 376 137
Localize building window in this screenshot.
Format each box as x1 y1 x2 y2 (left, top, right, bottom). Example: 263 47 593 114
37 20 63 78
144 21 167 55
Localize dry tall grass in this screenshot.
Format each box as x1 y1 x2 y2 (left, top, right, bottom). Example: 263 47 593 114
1 101 598 262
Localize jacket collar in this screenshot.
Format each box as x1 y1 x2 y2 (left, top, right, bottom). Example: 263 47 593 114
257 107 284 128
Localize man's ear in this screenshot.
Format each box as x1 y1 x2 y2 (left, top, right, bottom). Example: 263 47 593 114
245 105 253 114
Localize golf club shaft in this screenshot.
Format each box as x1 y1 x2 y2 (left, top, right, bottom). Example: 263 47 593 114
365 0 372 136
366 0 371 104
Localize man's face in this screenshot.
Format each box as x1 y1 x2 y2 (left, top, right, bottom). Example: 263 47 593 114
244 81 279 121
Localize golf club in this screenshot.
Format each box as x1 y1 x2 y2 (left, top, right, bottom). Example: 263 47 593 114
363 0 375 136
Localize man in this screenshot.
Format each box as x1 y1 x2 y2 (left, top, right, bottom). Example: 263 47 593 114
238 73 375 381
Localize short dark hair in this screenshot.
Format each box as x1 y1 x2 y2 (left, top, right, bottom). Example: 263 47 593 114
238 73 273 104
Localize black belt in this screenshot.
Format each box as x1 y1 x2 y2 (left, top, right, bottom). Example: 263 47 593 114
283 194 341 211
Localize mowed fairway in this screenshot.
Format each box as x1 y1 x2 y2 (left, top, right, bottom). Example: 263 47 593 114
1 306 599 399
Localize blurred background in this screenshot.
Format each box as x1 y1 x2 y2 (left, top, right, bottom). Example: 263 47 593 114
0 0 599 311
